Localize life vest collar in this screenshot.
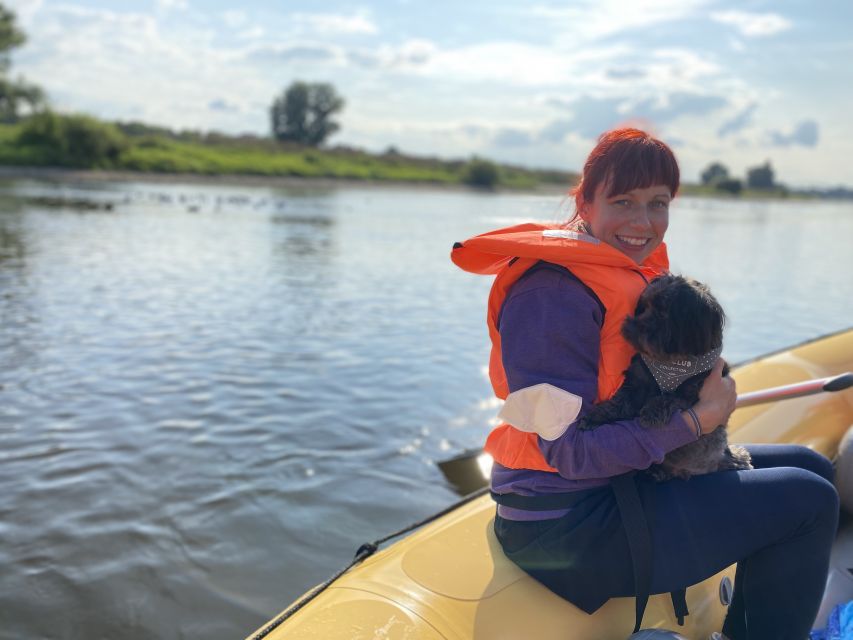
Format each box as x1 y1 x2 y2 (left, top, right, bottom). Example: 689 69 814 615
452 222 668 279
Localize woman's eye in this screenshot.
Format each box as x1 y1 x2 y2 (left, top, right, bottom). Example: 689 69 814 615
651 200 669 209
614 199 631 207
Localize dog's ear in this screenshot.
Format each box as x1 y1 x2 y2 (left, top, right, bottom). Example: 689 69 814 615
622 276 674 354
622 295 645 349
663 277 725 355
621 314 644 350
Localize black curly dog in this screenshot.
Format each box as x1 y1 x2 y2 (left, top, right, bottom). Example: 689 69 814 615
578 274 752 481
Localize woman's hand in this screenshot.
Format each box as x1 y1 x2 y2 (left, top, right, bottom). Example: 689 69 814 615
686 358 737 435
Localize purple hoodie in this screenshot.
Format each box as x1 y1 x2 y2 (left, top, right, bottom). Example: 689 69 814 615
491 262 696 520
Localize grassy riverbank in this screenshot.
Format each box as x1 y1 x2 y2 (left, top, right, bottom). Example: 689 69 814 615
0 118 574 191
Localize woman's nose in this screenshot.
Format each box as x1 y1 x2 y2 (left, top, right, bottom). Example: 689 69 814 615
630 207 653 229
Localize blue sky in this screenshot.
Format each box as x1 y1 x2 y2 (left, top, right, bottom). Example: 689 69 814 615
7 0 853 187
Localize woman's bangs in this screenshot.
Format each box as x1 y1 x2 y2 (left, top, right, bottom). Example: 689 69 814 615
606 144 680 197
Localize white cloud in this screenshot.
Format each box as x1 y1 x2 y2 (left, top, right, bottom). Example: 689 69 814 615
538 119 575 144
530 0 709 41
237 27 265 41
768 120 819 147
633 92 728 121
247 43 340 64
15 5 271 132
430 42 574 85
387 40 635 88
36 5 199 65
606 67 647 80
292 12 378 36
3 0 44 27
208 98 241 113
538 90 727 141
346 39 436 69
710 11 792 37
222 10 248 29
493 127 535 147
718 103 757 138
157 0 189 11
392 39 435 66
648 49 721 82
551 48 724 102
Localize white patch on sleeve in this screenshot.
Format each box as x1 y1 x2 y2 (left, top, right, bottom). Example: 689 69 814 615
497 383 583 441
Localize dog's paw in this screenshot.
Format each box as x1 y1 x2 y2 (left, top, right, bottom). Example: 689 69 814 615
645 466 671 482
718 445 753 471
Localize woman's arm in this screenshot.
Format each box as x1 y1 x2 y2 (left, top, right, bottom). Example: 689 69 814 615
499 264 697 479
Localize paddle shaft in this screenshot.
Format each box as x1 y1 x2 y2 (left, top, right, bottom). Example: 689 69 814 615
734 372 853 408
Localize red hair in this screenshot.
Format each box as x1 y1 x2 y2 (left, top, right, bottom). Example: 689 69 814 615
571 128 680 211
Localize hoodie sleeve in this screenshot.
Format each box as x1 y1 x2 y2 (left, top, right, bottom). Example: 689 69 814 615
498 263 696 480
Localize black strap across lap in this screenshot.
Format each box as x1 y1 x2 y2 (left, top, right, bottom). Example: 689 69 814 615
490 486 608 511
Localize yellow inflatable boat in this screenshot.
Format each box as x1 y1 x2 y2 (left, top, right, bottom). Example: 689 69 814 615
248 328 853 640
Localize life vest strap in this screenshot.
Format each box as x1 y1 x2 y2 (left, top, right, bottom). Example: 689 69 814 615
671 588 689 626
611 472 653 634
611 472 690 632
490 487 608 511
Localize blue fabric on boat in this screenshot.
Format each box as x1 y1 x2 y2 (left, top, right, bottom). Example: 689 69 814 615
810 600 853 640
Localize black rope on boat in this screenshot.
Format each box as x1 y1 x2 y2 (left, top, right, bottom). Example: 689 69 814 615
247 486 491 640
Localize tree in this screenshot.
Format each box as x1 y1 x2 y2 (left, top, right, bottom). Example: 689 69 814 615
17 112 127 167
746 161 775 189
463 157 500 188
270 81 344 146
0 4 45 122
0 4 25 70
0 76 43 122
700 162 729 186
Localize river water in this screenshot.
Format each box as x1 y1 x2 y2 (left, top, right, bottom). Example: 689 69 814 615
1 178 851 639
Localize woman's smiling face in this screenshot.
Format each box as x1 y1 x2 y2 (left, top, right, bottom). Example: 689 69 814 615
579 182 671 264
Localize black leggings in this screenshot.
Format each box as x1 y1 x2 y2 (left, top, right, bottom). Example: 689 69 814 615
494 444 839 640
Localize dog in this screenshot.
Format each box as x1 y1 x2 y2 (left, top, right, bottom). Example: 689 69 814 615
578 274 752 481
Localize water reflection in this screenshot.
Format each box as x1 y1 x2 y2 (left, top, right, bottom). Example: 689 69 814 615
270 213 334 226
270 213 336 260
0 203 43 392
0 207 27 268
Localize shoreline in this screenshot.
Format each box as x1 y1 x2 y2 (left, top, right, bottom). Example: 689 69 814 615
0 166 569 196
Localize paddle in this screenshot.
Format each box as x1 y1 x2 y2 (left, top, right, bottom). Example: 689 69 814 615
438 372 853 494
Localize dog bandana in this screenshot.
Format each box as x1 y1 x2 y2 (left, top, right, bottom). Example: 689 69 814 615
640 346 723 392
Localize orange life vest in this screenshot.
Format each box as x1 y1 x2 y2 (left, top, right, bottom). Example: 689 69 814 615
452 223 669 473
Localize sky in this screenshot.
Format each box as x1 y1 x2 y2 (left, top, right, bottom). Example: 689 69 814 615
6 0 853 188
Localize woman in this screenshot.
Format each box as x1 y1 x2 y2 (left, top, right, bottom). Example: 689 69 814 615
451 128 838 639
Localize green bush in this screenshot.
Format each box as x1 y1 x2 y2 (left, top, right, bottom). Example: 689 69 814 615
715 178 743 195
16 111 127 168
463 157 500 188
